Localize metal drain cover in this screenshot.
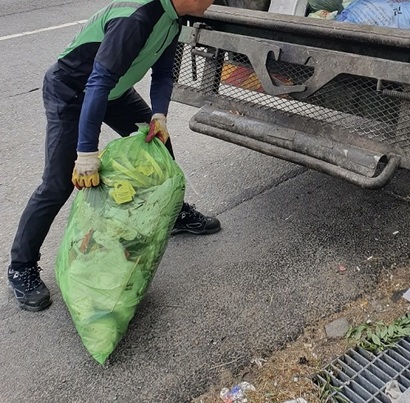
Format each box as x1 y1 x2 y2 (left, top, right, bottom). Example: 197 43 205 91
315 337 410 402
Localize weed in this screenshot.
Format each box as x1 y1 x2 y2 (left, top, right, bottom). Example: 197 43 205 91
346 313 410 353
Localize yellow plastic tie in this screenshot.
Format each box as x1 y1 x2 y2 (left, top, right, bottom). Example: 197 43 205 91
111 181 136 204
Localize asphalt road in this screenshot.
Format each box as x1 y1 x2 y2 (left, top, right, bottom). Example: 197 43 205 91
1 1 410 402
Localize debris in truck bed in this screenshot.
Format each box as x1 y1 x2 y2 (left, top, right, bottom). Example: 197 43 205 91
335 0 410 28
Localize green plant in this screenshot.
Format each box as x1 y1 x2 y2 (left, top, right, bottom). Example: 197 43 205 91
317 373 348 403
346 313 410 353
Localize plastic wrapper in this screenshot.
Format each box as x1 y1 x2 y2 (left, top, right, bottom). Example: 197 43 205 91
308 9 339 18
55 129 185 364
336 0 410 28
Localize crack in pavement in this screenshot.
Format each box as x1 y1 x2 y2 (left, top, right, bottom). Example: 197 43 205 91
7 88 40 98
217 165 308 216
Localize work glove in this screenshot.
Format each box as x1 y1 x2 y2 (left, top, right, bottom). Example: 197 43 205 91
146 113 169 144
72 151 100 190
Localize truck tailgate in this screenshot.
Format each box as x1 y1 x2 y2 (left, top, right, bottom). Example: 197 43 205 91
171 5 410 188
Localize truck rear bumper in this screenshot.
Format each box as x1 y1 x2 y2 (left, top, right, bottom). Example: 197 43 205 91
191 104 401 189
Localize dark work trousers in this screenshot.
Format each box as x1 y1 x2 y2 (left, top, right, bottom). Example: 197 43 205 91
10 65 175 271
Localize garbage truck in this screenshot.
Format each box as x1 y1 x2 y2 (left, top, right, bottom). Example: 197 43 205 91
171 1 410 189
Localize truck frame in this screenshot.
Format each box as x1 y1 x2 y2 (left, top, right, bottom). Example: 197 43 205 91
171 5 410 189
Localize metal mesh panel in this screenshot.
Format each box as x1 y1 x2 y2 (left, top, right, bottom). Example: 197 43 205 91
173 44 410 152
315 338 410 402
308 76 405 144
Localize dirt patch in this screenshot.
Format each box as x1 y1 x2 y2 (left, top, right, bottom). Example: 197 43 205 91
193 265 410 403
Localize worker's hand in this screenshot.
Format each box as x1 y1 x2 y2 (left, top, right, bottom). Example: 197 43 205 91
146 113 169 144
72 151 100 190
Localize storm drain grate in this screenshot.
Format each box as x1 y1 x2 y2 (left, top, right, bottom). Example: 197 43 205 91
315 337 410 402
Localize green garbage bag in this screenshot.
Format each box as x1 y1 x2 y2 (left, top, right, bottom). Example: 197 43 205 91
55 128 185 364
